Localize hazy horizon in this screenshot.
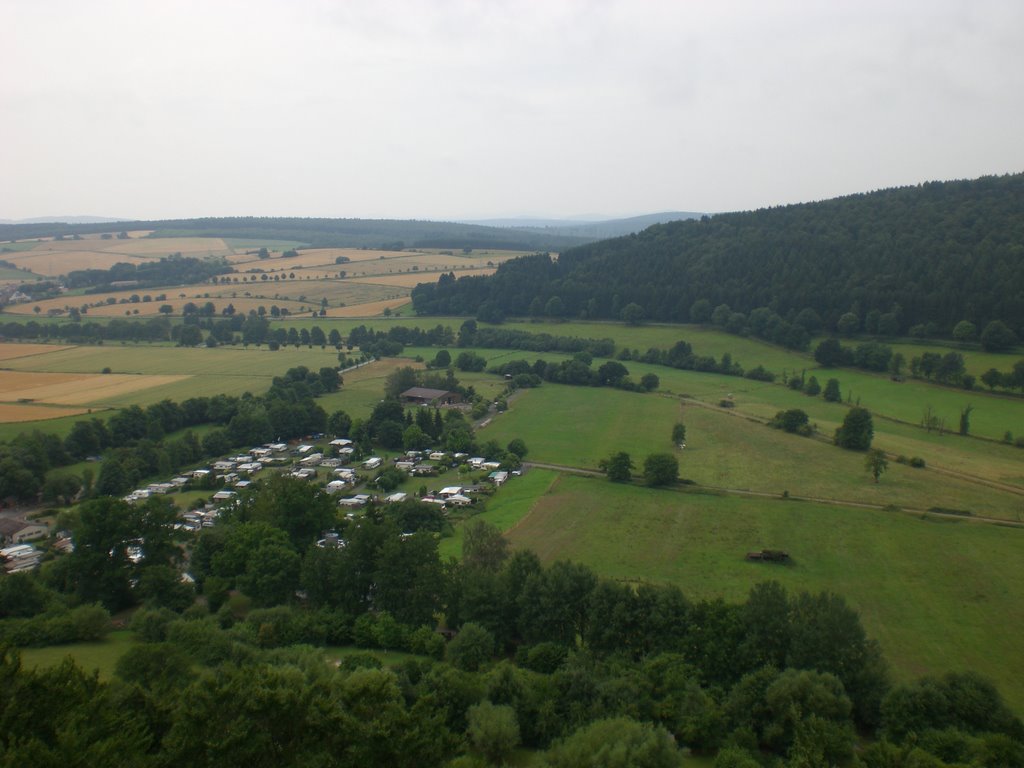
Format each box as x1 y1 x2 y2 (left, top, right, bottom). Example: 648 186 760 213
3 1 1023 221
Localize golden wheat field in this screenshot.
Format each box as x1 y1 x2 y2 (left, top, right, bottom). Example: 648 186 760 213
100 237 232 255
323 297 412 317
0 343 73 361
0 403 93 422
346 269 496 288
0 370 188 406
4 250 156 276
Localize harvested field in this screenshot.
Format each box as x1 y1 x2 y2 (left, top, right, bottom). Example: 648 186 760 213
0 343 72 361
0 370 188 407
323 298 412 317
5 250 155 275
246 248 414 270
347 269 496 288
0 403 93 422
101 237 232 255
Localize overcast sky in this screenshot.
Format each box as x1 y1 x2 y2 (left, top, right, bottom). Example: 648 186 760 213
2 0 1022 221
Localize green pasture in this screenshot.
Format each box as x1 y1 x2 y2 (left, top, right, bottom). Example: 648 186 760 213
18 629 136 680
0 241 44 252
439 468 559 560
505 474 1024 712
480 380 1024 520
0 410 113 443
0 266 43 280
2 343 341 378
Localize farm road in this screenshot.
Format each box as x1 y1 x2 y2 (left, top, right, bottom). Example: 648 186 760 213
521 461 1024 529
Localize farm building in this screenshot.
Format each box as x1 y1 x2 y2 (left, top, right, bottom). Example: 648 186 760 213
400 387 463 406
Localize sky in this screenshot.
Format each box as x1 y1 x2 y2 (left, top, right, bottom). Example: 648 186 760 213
2 0 1023 221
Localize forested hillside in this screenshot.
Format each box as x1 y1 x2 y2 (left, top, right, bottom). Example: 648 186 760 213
0 217 588 252
412 174 1024 340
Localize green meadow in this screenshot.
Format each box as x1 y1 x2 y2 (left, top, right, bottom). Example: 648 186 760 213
17 629 136 680
480 382 1023 520
503 474 1024 713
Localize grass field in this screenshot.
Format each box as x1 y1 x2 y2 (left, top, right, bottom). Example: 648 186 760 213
439 468 559 560
503 474 1024 712
18 629 135 680
479 379 1024 520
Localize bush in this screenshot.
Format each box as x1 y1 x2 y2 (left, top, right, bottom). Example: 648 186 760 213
834 407 873 450
909 456 926 468
771 409 809 434
339 652 383 671
447 622 494 672
408 625 446 658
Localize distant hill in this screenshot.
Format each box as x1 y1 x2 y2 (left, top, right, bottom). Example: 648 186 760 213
412 173 1024 340
0 216 588 253
463 212 703 239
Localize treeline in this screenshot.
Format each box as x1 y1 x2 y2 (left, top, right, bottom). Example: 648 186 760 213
0 316 176 343
0 315 337 349
0 366 339 503
348 319 617 359
411 174 1024 339
0 216 588 252
4 498 1021 766
813 338 981 389
64 254 232 290
489 356 661 392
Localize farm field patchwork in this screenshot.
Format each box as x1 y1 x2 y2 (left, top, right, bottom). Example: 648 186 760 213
0 343 348 430
503 474 1024 712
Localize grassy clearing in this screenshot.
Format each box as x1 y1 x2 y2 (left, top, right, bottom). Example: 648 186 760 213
317 358 426 419
505 474 1024 712
323 645 427 666
18 629 135 680
482 385 678 469
439 468 559 560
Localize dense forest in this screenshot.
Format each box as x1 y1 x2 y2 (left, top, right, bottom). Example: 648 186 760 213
2 503 1021 766
411 174 1024 339
0 217 589 252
